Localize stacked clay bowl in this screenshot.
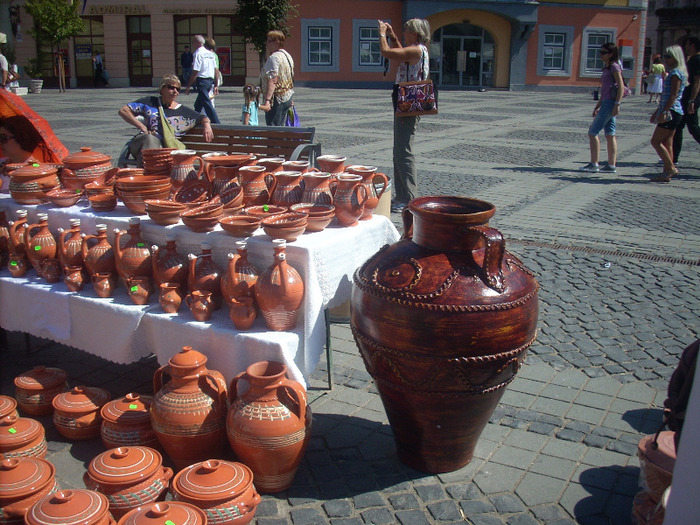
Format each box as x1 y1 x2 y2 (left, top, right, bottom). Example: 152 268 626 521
213 185 245 216
9 164 61 205
90 193 118 213
116 176 172 215
181 201 224 233
261 211 308 242
142 148 176 176
61 147 113 189
219 215 261 237
243 204 287 221
145 200 186 226
174 179 211 207
290 203 336 232
46 188 83 208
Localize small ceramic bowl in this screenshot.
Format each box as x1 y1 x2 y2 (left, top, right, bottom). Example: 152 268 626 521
84 181 115 198
89 193 118 212
181 215 220 233
244 204 288 220
290 203 336 232
261 212 308 242
46 188 83 207
219 215 261 237
144 199 186 213
147 210 182 226
181 201 224 219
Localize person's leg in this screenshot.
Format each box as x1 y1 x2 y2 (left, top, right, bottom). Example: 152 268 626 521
605 135 617 166
129 133 163 167
589 134 600 164
684 108 700 145
195 78 220 123
393 115 419 204
672 116 686 163
651 127 675 172
265 98 292 126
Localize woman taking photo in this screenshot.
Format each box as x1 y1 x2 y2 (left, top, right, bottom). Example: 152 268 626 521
580 42 624 174
378 18 431 213
649 45 687 183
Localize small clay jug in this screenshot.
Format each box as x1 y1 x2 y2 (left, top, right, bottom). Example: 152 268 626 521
82 224 116 278
126 276 152 306
64 266 86 292
24 489 114 525
57 218 84 270
8 250 29 277
254 239 304 331
170 149 203 188
0 414 48 459
316 154 346 174
301 172 334 205
8 208 29 259
0 207 10 267
14 366 69 416
186 290 214 322
52 386 111 441
0 457 58 524
114 218 152 283
100 393 159 450
333 174 368 227
229 297 257 331
150 346 228 470
346 165 389 220
220 240 259 307
255 157 285 173
210 166 241 197
270 171 304 208
187 242 222 309
226 361 311 493
159 282 182 314
281 160 310 173
151 232 188 287
24 213 57 278
39 257 62 284
239 165 276 207
93 272 117 298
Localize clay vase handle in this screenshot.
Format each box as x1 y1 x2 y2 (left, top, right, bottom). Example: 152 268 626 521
265 174 278 199
153 365 168 392
279 378 307 424
200 372 227 408
228 371 246 405
193 156 204 179
372 173 389 199
23 222 40 251
470 224 505 293
329 178 338 197
353 184 368 208
401 205 414 240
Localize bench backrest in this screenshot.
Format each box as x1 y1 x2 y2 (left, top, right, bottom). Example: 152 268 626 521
182 124 316 160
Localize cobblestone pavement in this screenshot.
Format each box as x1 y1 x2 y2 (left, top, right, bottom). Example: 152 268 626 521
1 86 698 525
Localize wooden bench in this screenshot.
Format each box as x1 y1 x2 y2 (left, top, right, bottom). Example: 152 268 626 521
118 124 322 167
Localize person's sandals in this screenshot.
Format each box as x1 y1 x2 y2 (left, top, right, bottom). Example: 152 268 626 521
651 168 678 183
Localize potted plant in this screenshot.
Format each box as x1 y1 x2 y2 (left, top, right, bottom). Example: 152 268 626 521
24 58 44 93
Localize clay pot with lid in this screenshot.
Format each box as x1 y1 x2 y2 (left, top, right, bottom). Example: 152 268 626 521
117 501 206 525
62 147 113 185
84 447 172 520
0 457 58 525
9 164 60 204
0 395 18 419
14 366 69 416
171 459 260 525
100 393 158 450
24 489 115 525
0 414 47 459
52 386 111 440
150 346 228 470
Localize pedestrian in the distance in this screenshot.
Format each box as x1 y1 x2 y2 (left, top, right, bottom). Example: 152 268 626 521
241 84 260 126
580 42 624 174
647 55 665 103
92 51 109 88
184 35 220 124
259 31 295 126
672 36 700 165
180 45 193 86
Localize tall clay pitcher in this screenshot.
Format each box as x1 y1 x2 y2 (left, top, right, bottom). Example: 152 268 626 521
226 361 311 493
351 196 539 473
24 213 57 278
333 174 368 227
239 165 275 207
346 165 388 220
150 346 228 470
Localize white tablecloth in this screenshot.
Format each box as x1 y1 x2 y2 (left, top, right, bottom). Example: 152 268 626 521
0 194 400 386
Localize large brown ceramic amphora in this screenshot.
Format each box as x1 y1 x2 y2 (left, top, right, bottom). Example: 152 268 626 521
82 224 116 278
57 219 84 271
114 218 152 283
150 346 228 470
226 361 311 493
24 213 57 278
350 196 539 473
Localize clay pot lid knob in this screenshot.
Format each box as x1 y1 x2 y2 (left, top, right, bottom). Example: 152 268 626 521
147 502 171 518
53 490 74 504
111 447 130 460
200 459 220 473
1 457 20 470
1 414 18 426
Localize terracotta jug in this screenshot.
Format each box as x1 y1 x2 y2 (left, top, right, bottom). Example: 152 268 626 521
0 207 10 267
239 165 276 207
24 213 57 278
229 297 257 331
346 165 389 220
126 276 152 306
0 457 58 525
150 346 228 470
55 219 83 273
0 414 48 459
187 242 222 309
316 155 346 174
226 361 311 493
210 166 241 197
301 172 334 205
82 224 116 278
24 489 114 525
270 171 304 208
114 218 152 283
100 393 159 450
52 386 111 441
170 149 203 188
14 366 69 416
254 239 304 331
158 282 182 314
150 232 188 287
220 240 259 307
64 266 86 292
351 196 539 473
185 290 214 322
93 272 117 298
8 209 29 259
256 157 285 173
281 160 309 173
8 251 29 278
333 174 368 227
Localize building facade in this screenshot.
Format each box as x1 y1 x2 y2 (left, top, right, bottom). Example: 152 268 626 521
2 0 653 93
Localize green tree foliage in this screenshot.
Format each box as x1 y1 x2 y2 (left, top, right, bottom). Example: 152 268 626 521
234 0 297 67
24 0 85 51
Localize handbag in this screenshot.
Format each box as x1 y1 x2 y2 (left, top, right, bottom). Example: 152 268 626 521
285 106 300 127
394 49 438 117
159 101 186 150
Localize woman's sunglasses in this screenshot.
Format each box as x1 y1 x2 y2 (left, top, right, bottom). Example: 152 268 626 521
0 133 14 145
165 85 180 92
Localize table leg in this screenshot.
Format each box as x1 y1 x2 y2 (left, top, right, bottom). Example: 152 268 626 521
325 308 333 390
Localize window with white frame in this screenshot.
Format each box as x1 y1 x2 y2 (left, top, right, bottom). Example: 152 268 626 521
536 25 573 77
359 26 381 66
309 26 332 65
543 32 566 70
301 18 340 72
581 29 616 77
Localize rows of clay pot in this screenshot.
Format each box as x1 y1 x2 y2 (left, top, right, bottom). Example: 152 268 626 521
1 347 311 525
0 212 304 332
5 146 390 238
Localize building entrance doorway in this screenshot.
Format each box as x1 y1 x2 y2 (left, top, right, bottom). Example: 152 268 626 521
433 23 494 88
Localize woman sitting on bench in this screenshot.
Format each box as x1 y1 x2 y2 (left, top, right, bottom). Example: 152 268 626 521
118 74 214 167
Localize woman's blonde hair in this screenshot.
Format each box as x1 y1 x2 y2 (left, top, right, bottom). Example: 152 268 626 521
267 30 286 48
158 74 181 92
404 19 431 46
664 45 689 87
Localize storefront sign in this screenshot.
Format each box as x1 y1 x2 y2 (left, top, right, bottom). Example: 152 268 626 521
87 5 149 15
75 44 93 60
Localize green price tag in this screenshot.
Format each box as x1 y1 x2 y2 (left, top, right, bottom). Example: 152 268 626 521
137 243 145 247
32 163 40 167
10 261 17 267
8 428 17 434
76 189 81 194
34 245 41 251
129 404 138 409
263 204 269 212
130 286 138 292
165 521 176 525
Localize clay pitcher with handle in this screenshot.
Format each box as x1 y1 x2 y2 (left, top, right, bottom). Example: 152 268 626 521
151 232 188 288
57 218 84 271
239 165 276 207
81 224 116 278
114 217 152 283
269 171 304 208
346 165 389 220
220 240 259 307
24 213 57 278
8 209 29 259
333 174 368 227
188 242 222 309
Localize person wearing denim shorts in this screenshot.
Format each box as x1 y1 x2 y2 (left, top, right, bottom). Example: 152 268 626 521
581 42 624 174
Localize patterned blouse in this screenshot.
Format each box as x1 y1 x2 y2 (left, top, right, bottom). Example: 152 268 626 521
396 45 429 83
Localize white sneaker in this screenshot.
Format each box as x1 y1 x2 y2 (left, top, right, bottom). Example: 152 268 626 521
579 163 599 173
599 164 617 173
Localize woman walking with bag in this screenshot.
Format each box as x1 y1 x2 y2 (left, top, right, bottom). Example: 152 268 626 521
378 18 431 213
649 45 688 183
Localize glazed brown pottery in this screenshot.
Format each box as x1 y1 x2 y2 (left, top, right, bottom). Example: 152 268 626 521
14 366 69 416
8 209 28 259
150 346 228 470
351 196 539 473
229 297 257 331
52 386 111 441
289 203 335 233
281 160 309 173
82 224 116 278
220 240 259 306
255 156 285 173
301 172 334 205
333 174 368 227
126 276 152 306
9 165 60 204
62 146 114 182
100 393 159 450
63 266 87 292
226 361 311 493
84 446 172 520
255 239 304 331
45 188 83 208
89 193 118 213
261 212 308 242
24 214 57 278
57 219 84 270
270 171 304 208
637 431 676 502
0 457 58 525
346 165 388 220
170 150 203 188
7 251 29 278
0 208 10 267
93 272 117 298
185 290 214 322
0 395 18 419
218 215 261 237
116 501 206 525
239 165 275 207
171 459 260 525
243 204 287 221
158 282 183 314
316 155 346 174
114 218 152 283
39 258 62 284
24 489 115 525
202 153 256 183
187 242 222 309
150 233 187 288
0 414 47 459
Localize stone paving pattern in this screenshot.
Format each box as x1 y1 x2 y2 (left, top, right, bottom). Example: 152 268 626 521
1 86 698 525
